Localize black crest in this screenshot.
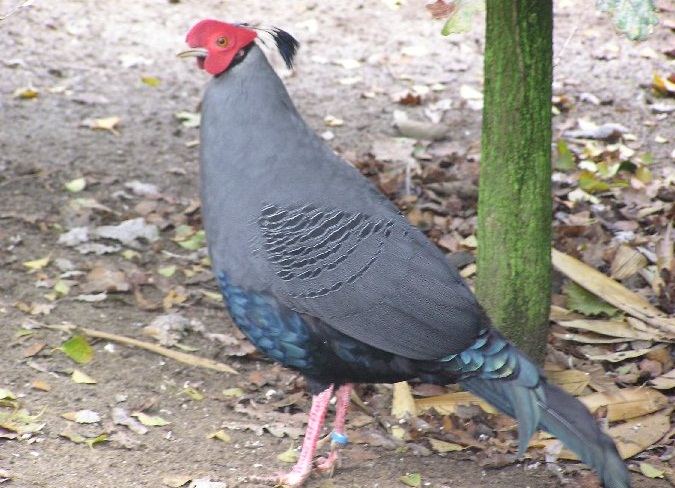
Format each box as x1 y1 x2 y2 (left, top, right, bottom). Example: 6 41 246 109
255 26 300 69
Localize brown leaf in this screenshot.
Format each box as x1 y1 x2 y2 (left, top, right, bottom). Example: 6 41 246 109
650 368 675 389
415 391 496 415
83 265 130 293
133 287 162 311
22 342 46 358
610 245 647 280
578 387 669 422
552 249 675 336
31 379 51 391
425 0 457 19
397 92 422 106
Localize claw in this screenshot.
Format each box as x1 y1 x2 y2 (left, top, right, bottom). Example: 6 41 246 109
241 384 354 487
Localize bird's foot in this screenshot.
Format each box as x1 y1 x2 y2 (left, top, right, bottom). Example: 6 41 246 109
315 431 348 476
245 463 313 487
315 451 340 477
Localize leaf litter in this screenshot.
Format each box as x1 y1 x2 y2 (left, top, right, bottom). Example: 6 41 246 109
8 93 671 483
2 2 675 486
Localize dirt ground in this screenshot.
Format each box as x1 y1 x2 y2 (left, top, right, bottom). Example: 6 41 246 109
1 1 674 487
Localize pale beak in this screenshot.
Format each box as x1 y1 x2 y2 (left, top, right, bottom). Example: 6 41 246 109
177 47 209 58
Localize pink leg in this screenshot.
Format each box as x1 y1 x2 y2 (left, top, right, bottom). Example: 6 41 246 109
316 383 353 474
277 384 334 487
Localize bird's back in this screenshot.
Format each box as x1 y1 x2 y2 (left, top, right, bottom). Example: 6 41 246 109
198 45 485 363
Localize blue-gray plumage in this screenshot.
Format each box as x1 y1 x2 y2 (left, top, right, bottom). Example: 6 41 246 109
181 20 630 488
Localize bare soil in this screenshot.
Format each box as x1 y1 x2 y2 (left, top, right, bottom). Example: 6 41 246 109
1 1 673 487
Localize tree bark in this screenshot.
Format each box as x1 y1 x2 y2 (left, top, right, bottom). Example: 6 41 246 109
477 0 553 363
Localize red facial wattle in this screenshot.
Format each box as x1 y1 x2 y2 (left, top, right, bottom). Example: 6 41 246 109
184 19 257 76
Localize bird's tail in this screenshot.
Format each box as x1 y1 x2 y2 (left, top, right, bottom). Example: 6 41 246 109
448 329 630 488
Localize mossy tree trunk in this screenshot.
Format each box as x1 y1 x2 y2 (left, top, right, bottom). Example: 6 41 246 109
477 0 553 363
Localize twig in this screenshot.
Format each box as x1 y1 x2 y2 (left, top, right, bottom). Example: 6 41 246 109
554 25 577 68
0 0 34 21
78 326 238 374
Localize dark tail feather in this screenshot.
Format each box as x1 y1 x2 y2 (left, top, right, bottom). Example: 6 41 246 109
461 370 630 488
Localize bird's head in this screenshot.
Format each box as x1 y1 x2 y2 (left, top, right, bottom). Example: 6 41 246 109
179 20 257 75
179 20 299 76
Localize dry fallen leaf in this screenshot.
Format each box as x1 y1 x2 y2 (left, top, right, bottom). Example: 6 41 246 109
578 387 668 422
650 367 675 389
162 474 193 488
545 369 590 396
31 378 51 391
554 318 665 342
392 381 417 418
428 438 464 453
324 115 344 127
61 409 101 424
415 391 496 415
553 249 675 336
207 430 231 443
112 407 149 435
81 116 121 135
72 369 97 384
83 265 130 293
22 255 51 272
610 245 648 280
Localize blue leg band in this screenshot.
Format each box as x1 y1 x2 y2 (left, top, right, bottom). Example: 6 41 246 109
330 431 349 445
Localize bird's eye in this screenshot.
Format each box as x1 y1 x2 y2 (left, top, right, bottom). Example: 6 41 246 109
216 37 228 47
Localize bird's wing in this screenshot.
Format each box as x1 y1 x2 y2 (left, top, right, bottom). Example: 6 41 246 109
252 202 484 360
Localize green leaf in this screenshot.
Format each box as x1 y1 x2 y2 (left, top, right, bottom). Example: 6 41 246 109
178 231 205 251
579 170 611 192
174 343 199 352
122 249 141 260
53 280 71 298
15 329 35 338
618 160 637 173
64 177 87 193
141 76 160 87
595 161 621 179
635 165 652 184
132 412 170 427
208 429 231 443
59 429 86 444
441 0 485 35
158 265 177 277
183 387 203 401
85 433 108 449
563 281 619 317
0 388 16 400
399 473 421 487
173 225 206 251
639 462 665 478
222 387 244 398
641 153 654 165
596 0 658 40
555 140 575 170
174 111 201 128
59 336 94 364
277 443 299 464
